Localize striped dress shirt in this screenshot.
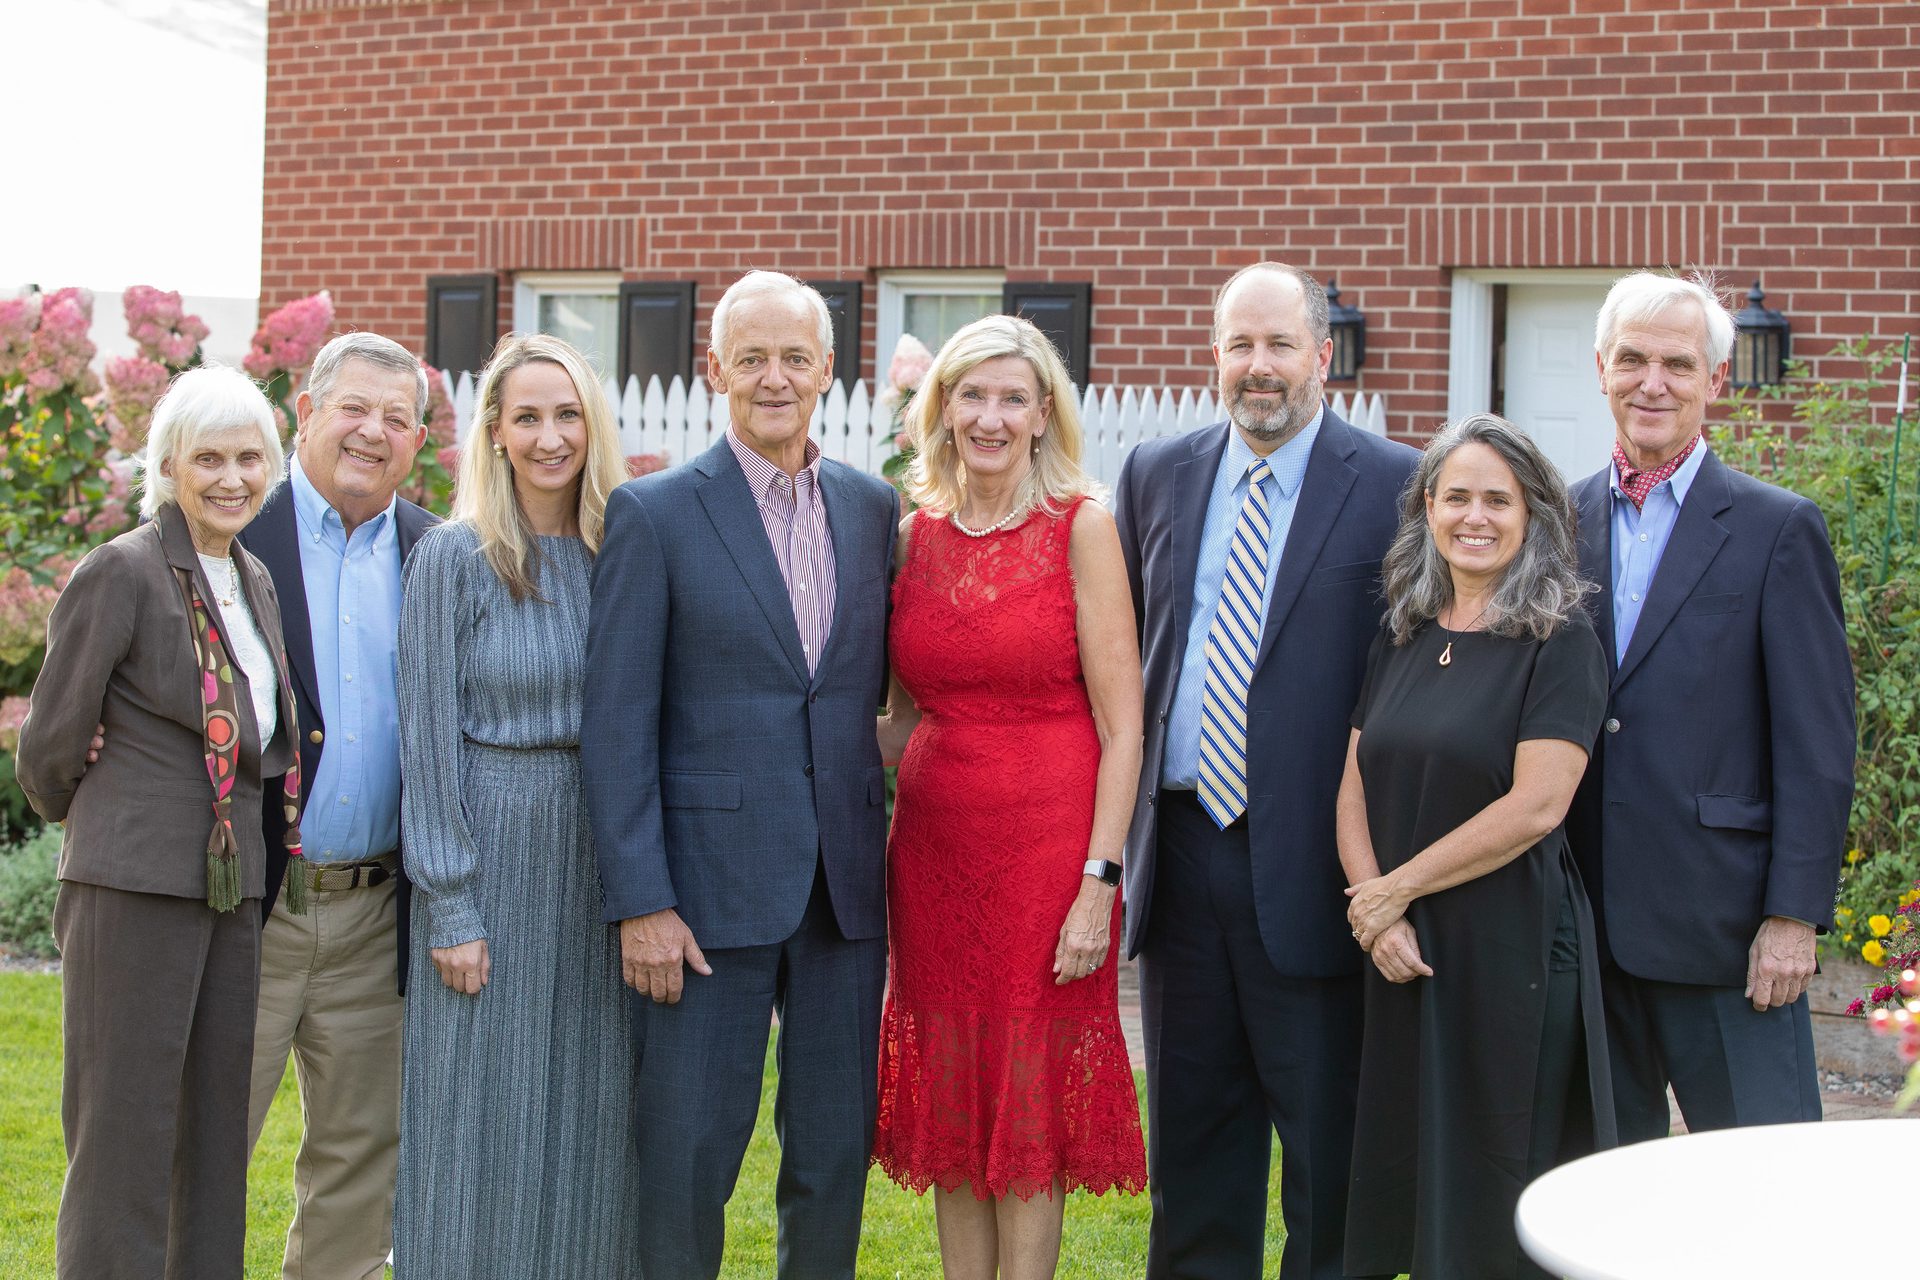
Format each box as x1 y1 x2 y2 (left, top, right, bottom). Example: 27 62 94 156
727 428 837 674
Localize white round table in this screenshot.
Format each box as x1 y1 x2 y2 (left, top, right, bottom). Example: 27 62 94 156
1515 1119 1910 1279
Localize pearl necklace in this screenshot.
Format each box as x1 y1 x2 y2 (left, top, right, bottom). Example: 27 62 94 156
949 508 1025 538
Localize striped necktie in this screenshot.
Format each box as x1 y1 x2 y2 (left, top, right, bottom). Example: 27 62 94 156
1197 457 1272 829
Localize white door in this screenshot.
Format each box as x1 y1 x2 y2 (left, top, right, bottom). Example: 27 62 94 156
1502 283 1616 479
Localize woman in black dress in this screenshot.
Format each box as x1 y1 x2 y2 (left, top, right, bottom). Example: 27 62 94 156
1338 413 1614 1280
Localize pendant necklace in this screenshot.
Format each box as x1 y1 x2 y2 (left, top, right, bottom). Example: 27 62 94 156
1437 600 1493 667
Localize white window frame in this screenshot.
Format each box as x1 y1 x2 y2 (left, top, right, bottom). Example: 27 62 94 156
512 272 622 377
876 270 1006 372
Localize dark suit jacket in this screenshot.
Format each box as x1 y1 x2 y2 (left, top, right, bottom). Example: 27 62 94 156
19 502 297 901
240 481 438 991
582 439 898 948
1114 413 1420 976
1566 450 1855 989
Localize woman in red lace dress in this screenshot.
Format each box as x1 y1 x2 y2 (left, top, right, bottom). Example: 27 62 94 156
875 314 1146 1277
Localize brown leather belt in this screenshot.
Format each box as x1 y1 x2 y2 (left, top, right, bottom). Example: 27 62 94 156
303 852 399 892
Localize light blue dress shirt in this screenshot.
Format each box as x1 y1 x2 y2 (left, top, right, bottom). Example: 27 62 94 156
289 456 404 862
1610 438 1709 661
1162 408 1324 789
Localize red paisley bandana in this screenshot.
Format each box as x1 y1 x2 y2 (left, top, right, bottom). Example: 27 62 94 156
1612 433 1701 510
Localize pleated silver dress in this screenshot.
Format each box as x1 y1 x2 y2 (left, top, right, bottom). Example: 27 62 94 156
392 523 638 1278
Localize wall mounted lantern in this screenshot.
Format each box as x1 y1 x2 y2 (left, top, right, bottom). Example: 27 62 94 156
1325 279 1366 381
1731 280 1790 388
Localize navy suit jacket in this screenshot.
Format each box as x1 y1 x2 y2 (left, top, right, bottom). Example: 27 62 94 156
582 439 898 949
1566 450 1855 989
242 482 438 994
1114 413 1419 977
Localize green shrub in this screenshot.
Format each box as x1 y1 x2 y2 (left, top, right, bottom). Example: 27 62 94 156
0 826 58 960
1716 336 1920 956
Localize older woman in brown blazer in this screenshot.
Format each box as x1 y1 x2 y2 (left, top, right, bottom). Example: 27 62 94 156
17 364 307 1280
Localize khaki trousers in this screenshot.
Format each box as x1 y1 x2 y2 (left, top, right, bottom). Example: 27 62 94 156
248 876 404 1280
55 882 260 1280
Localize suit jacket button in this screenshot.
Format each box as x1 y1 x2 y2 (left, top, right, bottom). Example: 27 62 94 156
1604 718 1621 734
309 729 324 745
804 764 815 778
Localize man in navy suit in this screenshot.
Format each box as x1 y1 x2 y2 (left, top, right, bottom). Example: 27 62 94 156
241 331 438 1280
1567 271 1854 1141
1114 263 1418 1280
582 271 897 1280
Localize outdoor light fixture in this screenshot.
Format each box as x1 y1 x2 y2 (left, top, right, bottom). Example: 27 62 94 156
1325 280 1366 381
1731 280 1790 389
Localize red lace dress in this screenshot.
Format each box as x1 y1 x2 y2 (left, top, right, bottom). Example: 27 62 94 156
873 499 1146 1201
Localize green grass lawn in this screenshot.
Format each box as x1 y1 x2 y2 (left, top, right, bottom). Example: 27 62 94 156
0 971 1290 1276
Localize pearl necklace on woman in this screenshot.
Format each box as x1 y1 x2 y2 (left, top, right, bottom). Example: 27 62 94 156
949 507 1027 538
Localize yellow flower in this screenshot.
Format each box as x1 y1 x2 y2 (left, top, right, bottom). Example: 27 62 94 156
1837 906 1855 919
1862 940 1886 966
1870 915 1893 938
1901 889 1920 908
1846 849 1864 865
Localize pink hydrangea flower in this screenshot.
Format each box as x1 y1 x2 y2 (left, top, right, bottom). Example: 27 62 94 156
421 365 456 448
123 285 209 368
0 695 30 755
22 287 99 400
0 292 42 381
887 334 933 394
244 290 334 380
626 452 668 478
104 355 172 449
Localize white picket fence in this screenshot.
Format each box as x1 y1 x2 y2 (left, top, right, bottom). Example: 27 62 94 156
444 372 1389 488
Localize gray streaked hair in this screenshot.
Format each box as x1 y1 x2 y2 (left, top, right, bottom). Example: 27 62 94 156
709 270 833 360
1381 413 1594 645
139 364 283 518
304 331 429 422
1594 270 1736 369
1211 262 1330 347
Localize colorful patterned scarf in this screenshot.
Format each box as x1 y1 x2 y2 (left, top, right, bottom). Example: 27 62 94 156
1612 433 1701 510
174 565 307 914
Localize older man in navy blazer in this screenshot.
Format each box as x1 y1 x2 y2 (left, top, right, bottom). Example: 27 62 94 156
582 270 897 1280
1114 263 1417 1280
1567 271 1854 1142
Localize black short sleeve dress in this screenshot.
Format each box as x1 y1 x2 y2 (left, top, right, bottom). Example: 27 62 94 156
1343 608 1616 1280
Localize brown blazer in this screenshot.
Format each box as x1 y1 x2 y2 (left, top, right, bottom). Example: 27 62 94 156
17 502 298 901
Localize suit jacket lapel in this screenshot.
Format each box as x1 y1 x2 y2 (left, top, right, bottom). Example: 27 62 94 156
1255 418 1357 669
1169 425 1227 647
814 462 867 678
243 486 321 716
1613 452 1732 690
694 442 810 683
1574 471 1618 679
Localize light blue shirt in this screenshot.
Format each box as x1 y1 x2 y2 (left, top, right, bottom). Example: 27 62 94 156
1610 437 1709 661
289 456 404 862
1162 409 1323 789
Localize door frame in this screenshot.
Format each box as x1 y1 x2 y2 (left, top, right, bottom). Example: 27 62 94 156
1446 269 1627 423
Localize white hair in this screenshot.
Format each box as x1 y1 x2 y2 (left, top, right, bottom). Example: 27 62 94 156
709 270 833 360
139 365 283 518
305 331 429 421
1594 271 1736 369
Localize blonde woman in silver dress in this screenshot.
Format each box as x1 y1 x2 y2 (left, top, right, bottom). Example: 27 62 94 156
392 334 635 1277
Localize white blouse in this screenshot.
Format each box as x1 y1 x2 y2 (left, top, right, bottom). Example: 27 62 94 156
199 552 279 755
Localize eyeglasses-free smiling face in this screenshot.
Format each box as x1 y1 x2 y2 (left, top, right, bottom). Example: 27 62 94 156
294 358 428 524
1425 441 1529 593
492 359 589 506
1596 301 1727 472
1212 270 1332 451
166 422 274 556
944 355 1050 484
707 294 833 471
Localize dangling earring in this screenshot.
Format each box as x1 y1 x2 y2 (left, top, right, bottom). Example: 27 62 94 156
492 441 506 458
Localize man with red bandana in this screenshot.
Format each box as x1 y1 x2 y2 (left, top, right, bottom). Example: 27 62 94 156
1567 271 1854 1140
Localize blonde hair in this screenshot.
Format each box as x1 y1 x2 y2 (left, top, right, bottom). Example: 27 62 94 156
902 314 1101 517
453 334 627 601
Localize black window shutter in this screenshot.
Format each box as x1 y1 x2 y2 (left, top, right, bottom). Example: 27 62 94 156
424 274 497 378
807 280 863 391
1001 282 1091 387
617 282 697 390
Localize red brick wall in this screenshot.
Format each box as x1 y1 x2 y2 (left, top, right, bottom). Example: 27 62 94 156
262 0 1920 437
